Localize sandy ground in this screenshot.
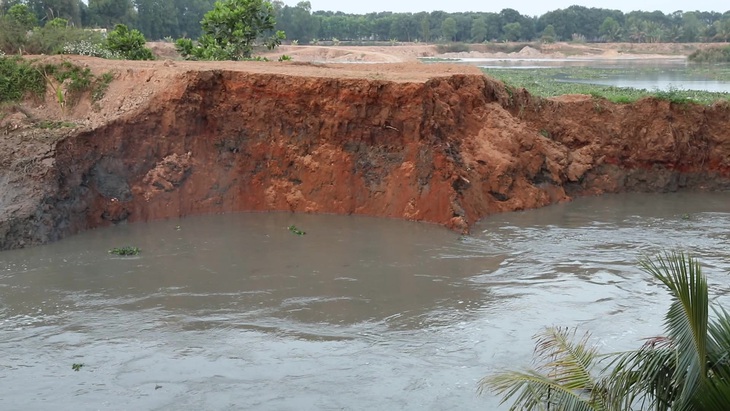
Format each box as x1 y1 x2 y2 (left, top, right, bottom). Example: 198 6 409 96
150 41 710 64
256 42 708 63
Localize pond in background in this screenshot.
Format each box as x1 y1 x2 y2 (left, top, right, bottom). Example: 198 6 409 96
425 57 730 93
2 192 730 410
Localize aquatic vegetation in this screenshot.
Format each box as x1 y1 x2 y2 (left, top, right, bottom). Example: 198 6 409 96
109 246 141 256
71 363 83 371
481 66 730 105
288 225 306 235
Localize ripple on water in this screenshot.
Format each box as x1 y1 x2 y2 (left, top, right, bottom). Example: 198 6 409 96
1 193 730 410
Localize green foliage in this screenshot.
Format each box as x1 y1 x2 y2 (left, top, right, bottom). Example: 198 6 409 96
63 39 121 59
71 363 84 371
105 24 154 60
653 86 693 105
177 0 285 60
540 24 556 43
277 54 291 61
483 252 730 411
87 0 135 28
0 56 45 102
481 327 609 410
440 17 456 41
92 71 114 101
47 17 69 29
435 43 470 53
481 66 730 105
7 4 37 30
288 225 306 235
109 246 141 255
37 120 76 128
27 25 104 55
688 45 730 63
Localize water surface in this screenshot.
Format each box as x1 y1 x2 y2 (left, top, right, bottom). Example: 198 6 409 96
2 192 730 410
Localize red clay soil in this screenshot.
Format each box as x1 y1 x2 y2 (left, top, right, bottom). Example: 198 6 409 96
1 56 730 250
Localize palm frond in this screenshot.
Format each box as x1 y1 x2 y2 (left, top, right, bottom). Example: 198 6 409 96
604 342 676 410
534 327 600 391
640 252 709 406
481 369 599 411
479 326 604 411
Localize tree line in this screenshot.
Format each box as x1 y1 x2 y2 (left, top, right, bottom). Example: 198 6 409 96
1 0 729 43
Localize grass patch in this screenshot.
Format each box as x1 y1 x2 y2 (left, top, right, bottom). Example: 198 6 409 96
481 66 730 105
92 71 114 102
0 56 46 103
36 120 76 129
1 57 116 107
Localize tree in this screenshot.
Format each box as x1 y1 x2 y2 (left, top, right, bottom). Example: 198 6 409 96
470 16 487 43
540 24 556 43
482 252 730 411
176 0 284 60
105 23 154 59
419 14 430 42
134 0 179 40
481 326 609 410
441 17 456 41
7 4 37 29
502 22 521 41
599 17 622 42
87 0 135 28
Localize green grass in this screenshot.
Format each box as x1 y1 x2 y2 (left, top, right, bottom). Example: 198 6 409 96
481 66 730 105
36 120 76 129
0 57 46 103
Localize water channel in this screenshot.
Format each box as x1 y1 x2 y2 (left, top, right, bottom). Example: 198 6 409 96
2 192 730 410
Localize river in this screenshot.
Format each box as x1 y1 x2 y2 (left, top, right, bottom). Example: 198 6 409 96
2 192 730 410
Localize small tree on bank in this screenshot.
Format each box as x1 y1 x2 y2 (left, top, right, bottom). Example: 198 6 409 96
104 24 154 60
175 0 284 60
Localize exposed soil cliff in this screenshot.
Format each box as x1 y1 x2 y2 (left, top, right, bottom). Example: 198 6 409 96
1 57 729 250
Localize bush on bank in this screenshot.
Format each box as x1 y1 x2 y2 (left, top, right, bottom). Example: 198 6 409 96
688 45 730 63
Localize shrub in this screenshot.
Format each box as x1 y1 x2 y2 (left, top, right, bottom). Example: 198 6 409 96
0 56 45 102
27 26 106 55
436 43 470 53
63 40 121 59
105 24 154 60
688 45 730 63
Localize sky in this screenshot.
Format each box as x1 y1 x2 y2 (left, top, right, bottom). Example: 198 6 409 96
281 0 729 16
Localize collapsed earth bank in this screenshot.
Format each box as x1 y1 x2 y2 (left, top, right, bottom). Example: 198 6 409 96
2 58 730 250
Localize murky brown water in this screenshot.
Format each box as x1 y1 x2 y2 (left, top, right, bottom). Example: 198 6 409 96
2 192 730 410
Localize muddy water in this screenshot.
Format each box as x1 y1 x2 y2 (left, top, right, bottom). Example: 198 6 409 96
2 192 730 410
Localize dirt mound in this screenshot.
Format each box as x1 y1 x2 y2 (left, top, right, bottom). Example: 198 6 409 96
1 56 729 250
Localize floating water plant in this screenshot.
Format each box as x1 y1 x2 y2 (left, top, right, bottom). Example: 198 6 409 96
109 246 141 256
72 363 84 371
288 225 306 235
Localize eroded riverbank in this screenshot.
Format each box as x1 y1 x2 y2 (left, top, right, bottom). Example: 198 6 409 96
2 57 730 250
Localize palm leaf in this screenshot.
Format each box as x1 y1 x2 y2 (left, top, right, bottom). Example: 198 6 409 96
480 326 605 411
696 306 730 410
604 339 676 410
640 252 709 408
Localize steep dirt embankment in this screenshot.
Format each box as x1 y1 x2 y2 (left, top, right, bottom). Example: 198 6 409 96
2 61 730 250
